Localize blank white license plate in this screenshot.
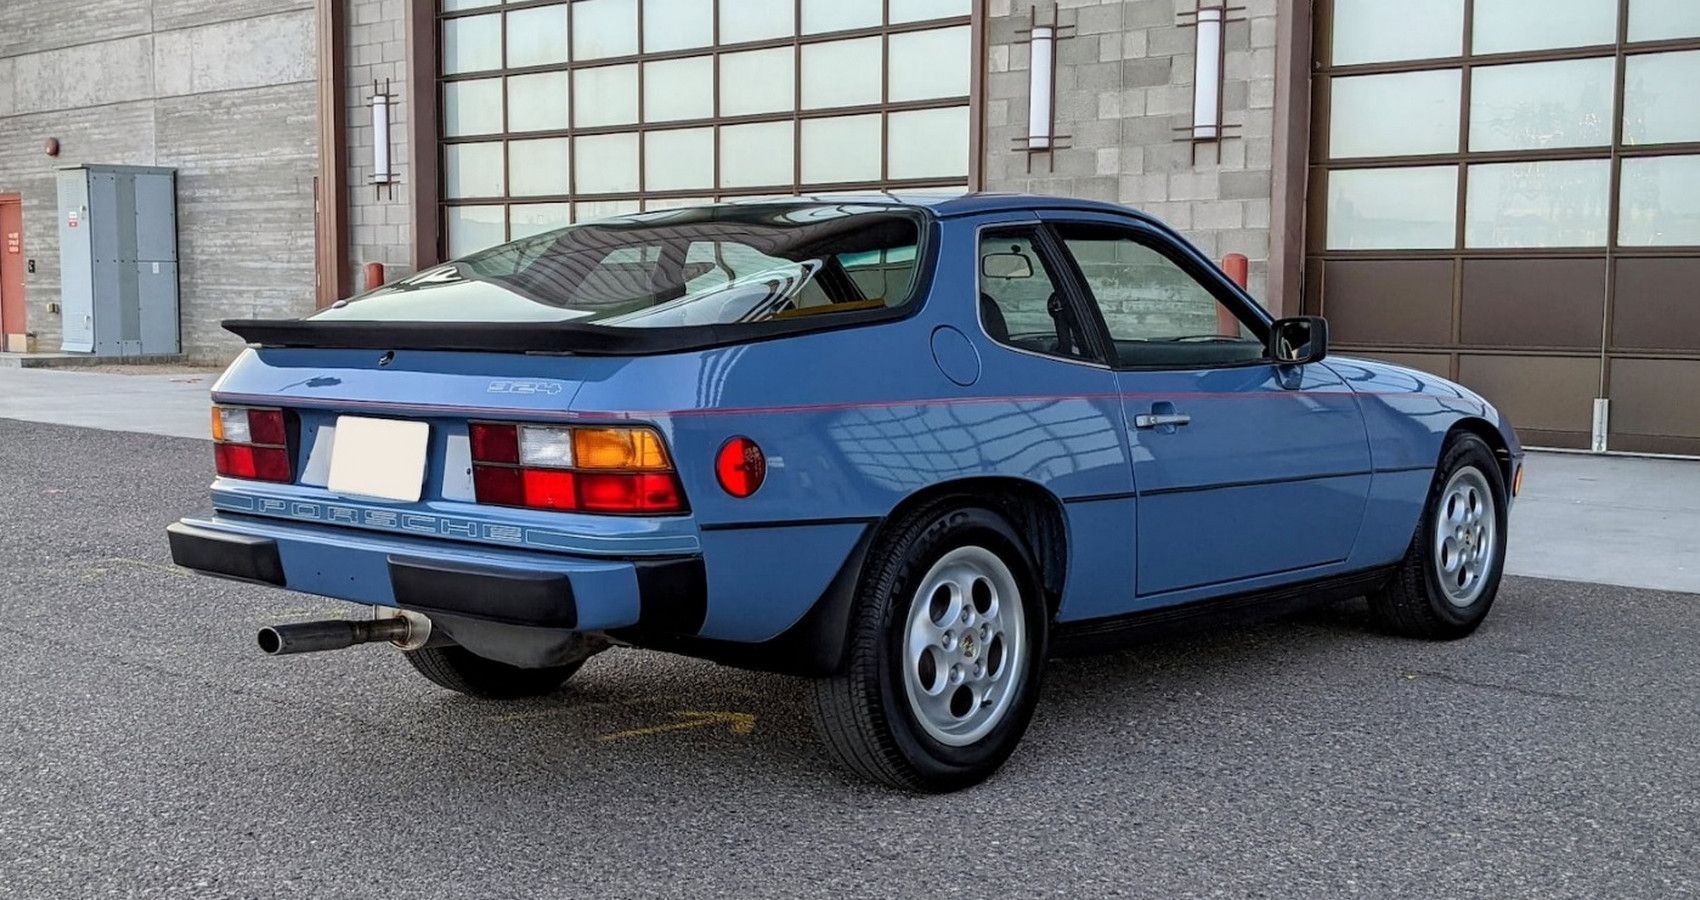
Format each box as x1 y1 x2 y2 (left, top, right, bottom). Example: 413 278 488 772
326 416 430 502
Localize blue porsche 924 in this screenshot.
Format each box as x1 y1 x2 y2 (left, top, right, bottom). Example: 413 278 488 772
168 194 1523 791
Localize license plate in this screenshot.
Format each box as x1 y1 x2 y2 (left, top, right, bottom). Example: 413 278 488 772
326 416 430 502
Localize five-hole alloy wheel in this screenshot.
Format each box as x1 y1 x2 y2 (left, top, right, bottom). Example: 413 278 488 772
810 502 1049 792
1369 433 1510 640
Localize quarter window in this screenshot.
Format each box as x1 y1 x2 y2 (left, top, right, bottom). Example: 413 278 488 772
976 228 1093 362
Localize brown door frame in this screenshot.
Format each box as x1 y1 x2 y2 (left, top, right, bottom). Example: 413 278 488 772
0 193 25 346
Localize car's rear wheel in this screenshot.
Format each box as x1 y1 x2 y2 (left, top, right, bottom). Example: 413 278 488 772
404 644 588 699
809 502 1048 792
1368 433 1509 639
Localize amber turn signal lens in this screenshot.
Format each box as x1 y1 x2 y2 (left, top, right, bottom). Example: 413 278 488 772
573 427 671 470
1513 464 1524 497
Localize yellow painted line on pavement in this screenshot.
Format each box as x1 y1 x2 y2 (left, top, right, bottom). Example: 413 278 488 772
596 710 756 742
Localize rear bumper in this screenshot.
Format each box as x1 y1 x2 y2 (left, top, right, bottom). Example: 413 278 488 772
167 514 705 634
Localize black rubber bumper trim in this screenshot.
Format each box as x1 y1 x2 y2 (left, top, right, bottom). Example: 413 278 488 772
388 556 577 629
166 521 286 587
633 557 709 634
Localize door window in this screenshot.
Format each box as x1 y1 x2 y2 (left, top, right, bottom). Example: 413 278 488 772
1054 223 1265 369
976 227 1095 361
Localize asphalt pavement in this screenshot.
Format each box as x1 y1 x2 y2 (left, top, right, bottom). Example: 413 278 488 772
1 418 1696 898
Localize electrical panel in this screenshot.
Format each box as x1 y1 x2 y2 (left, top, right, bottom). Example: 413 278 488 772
57 165 180 356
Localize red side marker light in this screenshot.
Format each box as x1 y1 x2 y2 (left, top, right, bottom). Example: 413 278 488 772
715 436 766 498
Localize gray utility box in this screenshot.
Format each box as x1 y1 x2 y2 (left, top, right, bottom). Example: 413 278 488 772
57 165 180 356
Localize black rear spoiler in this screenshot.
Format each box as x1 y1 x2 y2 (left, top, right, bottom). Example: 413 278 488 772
222 308 908 357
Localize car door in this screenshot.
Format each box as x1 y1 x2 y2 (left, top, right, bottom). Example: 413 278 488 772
1042 213 1373 597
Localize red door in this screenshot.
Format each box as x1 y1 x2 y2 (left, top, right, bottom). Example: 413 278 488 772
0 197 24 346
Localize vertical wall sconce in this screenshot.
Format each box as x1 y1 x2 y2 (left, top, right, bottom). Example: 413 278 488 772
1013 6 1076 171
368 79 396 197
1028 21 1055 150
1177 2 1244 161
1191 6 1224 140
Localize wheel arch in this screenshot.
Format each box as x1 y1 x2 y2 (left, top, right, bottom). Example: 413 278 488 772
879 476 1070 618
1446 417 1515 487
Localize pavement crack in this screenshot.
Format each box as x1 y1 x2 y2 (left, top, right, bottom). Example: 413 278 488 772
1403 669 1599 704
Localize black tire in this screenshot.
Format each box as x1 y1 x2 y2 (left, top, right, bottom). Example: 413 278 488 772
809 501 1050 792
404 645 585 699
1368 433 1509 640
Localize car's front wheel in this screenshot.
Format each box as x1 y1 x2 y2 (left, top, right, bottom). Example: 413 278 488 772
809 502 1048 791
1368 433 1509 639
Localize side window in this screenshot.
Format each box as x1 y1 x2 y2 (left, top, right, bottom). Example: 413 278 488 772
977 227 1094 361
1054 223 1266 368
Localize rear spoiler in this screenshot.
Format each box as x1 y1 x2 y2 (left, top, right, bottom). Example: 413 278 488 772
222 307 909 356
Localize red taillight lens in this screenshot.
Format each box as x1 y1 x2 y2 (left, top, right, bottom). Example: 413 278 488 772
468 422 686 514
469 422 520 464
211 405 292 483
715 437 766 498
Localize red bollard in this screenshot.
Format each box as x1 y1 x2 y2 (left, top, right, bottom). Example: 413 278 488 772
363 262 385 291
1219 253 1249 335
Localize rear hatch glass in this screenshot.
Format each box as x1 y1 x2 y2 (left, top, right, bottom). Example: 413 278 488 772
227 203 929 355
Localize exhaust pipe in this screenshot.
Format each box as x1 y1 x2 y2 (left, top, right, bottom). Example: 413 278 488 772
258 615 422 656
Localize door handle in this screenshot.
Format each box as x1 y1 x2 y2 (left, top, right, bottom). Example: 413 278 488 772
1133 413 1191 429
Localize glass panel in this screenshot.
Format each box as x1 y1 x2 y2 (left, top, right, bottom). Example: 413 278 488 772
1619 155 1700 246
889 27 971 102
644 56 714 122
505 4 568 68
574 198 642 222
1624 51 1700 146
644 0 713 52
574 132 640 194
441 13 502 74
1629 0 1700 41
644 196 711 211
443 78 503 136
446 205 505 257
887 107 969 179
1329 70 1460 159
573 0 638 60
645 128 715 191
802 0 880 34
508 72 569 132
1325 166 1458 250
1469 57 1615 152
510 203 573 240
977 228 1092 360
574 64 639 127
1473 0 1617 54
1465 159 1611 248
801 37 882 109
509 138 571 196
1331 0 1462 65
1059 226 1262 359
720 121 795 188
442 0 498 11
443 142 505 198
891 0 971 23
801 114 882 184
720 48 795 116
719 0 794 43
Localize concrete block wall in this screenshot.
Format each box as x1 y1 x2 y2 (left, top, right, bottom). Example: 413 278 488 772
0 2 318 362
345 0 416 287
981 0 1281 301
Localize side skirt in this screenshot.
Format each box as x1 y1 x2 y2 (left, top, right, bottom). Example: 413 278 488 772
1051 564 1398 656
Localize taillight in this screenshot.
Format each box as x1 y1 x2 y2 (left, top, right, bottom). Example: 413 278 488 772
468 422 687 514
211 405 292 483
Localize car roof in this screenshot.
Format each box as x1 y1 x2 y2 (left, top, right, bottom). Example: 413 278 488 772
715 192 1158 222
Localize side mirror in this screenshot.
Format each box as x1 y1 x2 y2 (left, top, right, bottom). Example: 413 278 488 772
981 250 1035 280
1268 316 1328 365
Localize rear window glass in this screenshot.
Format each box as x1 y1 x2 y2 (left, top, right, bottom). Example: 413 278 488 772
313 204 925 328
